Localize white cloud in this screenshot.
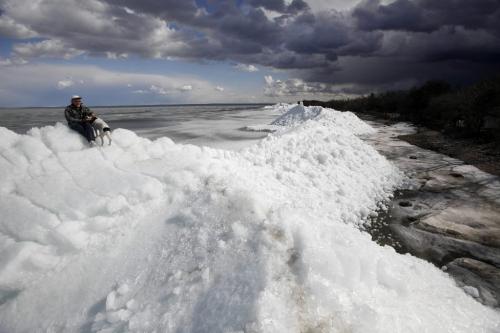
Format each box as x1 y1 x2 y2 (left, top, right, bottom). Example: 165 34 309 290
179 85 193 91
136 84 193 95
0 63 207 104
57 79 74 89
304 0 397 13
234 64 259 72
0 57 28 66
123 7 135 14
13 39 85 59
105 52 128 59
0 62 269 106
264 75 274 85
260 8 283 20
0 15 38 38
150 85 168 95
2 0 189 60
306 0 357 13
0 59 12 67
215 86 224 92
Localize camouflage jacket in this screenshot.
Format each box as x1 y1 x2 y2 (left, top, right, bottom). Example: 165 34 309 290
64 104 91 124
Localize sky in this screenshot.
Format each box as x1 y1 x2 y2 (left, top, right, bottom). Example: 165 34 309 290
0 0 499 106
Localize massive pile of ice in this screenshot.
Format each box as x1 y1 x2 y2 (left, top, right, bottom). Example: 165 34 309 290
0 104 498 332
271 104 323 126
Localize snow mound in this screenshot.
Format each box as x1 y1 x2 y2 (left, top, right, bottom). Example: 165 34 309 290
271 104 323 126
0 107 499 332
269 104 375 136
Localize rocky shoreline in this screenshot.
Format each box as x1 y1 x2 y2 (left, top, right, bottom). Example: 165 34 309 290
399 128 500 177
362 117 500 308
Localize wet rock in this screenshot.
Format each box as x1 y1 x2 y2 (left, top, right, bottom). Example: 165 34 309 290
398 201 412 207
420 170 468 192
391 224 500 267
417 203 500 248
444 258 500 307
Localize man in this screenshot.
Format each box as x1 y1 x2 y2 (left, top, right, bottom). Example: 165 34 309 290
64 95 96 143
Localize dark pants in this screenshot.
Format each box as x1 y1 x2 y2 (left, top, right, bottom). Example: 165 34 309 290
68 122 95 142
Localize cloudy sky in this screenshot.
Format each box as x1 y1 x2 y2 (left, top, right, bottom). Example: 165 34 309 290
0 0 499 106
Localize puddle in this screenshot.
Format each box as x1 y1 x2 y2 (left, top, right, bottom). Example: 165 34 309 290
364 191 412 254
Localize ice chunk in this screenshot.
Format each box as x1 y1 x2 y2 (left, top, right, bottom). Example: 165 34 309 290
117 283 130 296
106 309 131 323
126 299 138 311
463 285 480 298
106 290 118 311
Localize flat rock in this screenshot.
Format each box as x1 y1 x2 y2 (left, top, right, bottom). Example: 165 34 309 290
417 202 500 248
391 223 500 267
444 258 500 307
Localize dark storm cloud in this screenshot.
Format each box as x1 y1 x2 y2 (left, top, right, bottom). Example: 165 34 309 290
285 14 351 54
252 51 332 69
353 0 430 32
344 0 500 86
1 0 500 95
353 0 500 33
418 0 500 33
211 6 282 45
284 12 383 58
379 26 500 64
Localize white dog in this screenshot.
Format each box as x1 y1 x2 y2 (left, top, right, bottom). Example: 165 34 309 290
87 113 112 145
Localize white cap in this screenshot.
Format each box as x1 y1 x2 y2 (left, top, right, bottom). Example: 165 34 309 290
71 95 82 100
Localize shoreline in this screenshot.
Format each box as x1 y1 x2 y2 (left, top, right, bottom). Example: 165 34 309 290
355 112 500 177
361 116 500 308
399 128 500 177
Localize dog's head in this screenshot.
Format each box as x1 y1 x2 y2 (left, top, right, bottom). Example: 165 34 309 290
85 114 97 123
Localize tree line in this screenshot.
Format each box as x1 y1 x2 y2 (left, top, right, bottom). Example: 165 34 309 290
303 76 500 141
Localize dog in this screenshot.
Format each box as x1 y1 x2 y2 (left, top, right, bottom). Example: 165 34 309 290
86 113 112 146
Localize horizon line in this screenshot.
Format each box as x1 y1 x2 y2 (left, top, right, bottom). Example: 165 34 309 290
0 102 276 109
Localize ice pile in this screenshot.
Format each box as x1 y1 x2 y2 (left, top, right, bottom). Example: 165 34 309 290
0 104 498 332
271 104 323 126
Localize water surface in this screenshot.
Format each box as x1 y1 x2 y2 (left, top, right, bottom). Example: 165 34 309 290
0 104 280 149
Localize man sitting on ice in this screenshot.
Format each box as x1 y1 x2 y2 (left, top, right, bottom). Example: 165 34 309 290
64 95 96 144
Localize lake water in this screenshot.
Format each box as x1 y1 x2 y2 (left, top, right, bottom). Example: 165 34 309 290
0 104 282 150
